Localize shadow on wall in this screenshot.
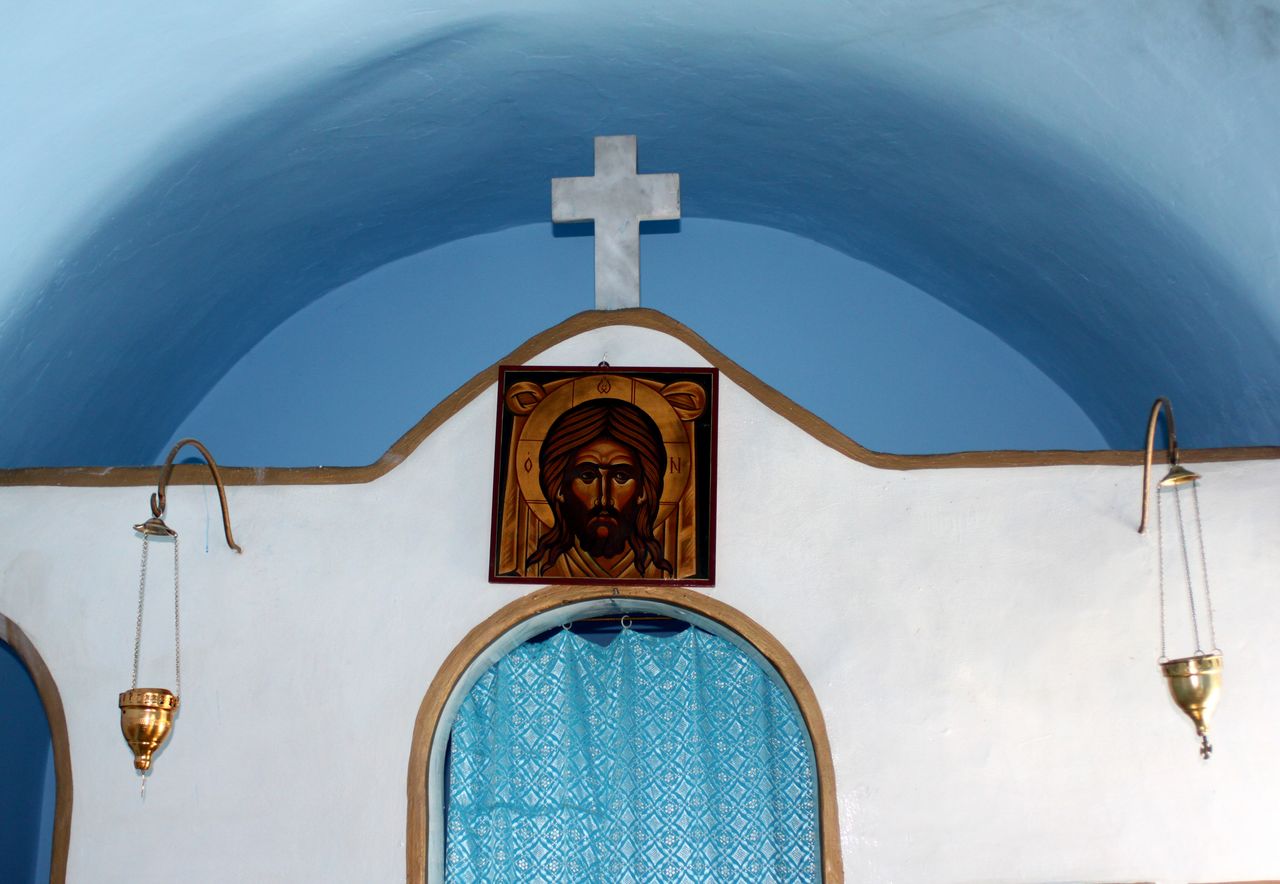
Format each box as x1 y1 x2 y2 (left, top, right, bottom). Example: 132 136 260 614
2 18 1276 466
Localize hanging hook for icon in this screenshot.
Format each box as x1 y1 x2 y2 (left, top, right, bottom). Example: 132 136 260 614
620 615 633 630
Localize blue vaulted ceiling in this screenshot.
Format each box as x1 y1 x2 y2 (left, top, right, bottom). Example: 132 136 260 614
1 4 1278 466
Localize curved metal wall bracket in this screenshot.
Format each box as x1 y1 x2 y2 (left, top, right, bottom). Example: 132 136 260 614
1139 397 1200 534
138 437 242 552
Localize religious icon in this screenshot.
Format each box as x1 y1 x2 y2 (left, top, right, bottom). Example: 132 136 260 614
489 366 717 586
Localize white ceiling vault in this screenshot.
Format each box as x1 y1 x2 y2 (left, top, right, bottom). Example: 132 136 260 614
2 1 1277 466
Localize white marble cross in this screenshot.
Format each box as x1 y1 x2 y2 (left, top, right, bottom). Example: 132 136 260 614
552 135 680 309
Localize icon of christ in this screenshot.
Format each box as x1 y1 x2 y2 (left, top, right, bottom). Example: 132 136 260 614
490 368 716 585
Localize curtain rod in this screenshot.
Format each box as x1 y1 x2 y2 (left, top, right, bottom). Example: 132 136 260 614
570 615 683 624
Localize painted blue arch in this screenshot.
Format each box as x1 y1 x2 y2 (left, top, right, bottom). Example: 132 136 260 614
1 18 1276 466
158 220 1108 466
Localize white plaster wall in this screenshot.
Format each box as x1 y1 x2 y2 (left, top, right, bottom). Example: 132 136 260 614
1 325 1277 883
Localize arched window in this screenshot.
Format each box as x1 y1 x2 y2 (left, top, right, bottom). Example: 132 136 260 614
407 587 842 883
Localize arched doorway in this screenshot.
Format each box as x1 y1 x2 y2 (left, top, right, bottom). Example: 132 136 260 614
406 585 842 882
0 614 72 884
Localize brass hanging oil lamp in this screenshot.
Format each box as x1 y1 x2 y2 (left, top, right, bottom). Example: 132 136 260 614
1139 398 1221 760
120 438 241 784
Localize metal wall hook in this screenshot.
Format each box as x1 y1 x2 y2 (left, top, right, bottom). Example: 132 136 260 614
1139 397 1201 534
143 438 242 552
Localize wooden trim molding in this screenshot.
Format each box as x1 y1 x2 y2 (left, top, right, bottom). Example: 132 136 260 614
3 307 1276 489
1 613 72 884
405 584 844 883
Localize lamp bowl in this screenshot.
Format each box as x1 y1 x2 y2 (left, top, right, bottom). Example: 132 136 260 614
118 687 179 772
1160 653 1221 756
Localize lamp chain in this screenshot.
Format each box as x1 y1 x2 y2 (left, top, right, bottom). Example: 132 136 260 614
1172 485 1204 654
131 534 149 690
173 534 182 698
1155 483 1167 661
130 532 183 696
1190 482 1219 653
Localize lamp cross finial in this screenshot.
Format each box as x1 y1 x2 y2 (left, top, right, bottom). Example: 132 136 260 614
552 135 680 309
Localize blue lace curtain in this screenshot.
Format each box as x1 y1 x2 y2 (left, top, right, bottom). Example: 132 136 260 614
445 626 819 882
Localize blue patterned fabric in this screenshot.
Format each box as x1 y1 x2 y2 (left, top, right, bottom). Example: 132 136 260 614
445 627 819 882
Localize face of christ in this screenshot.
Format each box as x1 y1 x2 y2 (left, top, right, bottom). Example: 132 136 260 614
562 437 640 561
525 397 674 577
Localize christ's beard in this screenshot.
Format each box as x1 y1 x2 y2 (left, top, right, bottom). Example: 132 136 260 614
577 507 630 558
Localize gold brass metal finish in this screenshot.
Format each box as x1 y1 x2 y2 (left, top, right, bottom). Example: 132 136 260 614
132 516 177 537
118 688 179 771
1159 464 1201 487
1160 654 1221 759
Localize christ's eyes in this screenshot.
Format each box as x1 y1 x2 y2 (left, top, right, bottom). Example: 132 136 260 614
572 465 633 486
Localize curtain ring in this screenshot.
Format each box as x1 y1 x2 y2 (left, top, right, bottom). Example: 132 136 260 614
620 615 633 630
